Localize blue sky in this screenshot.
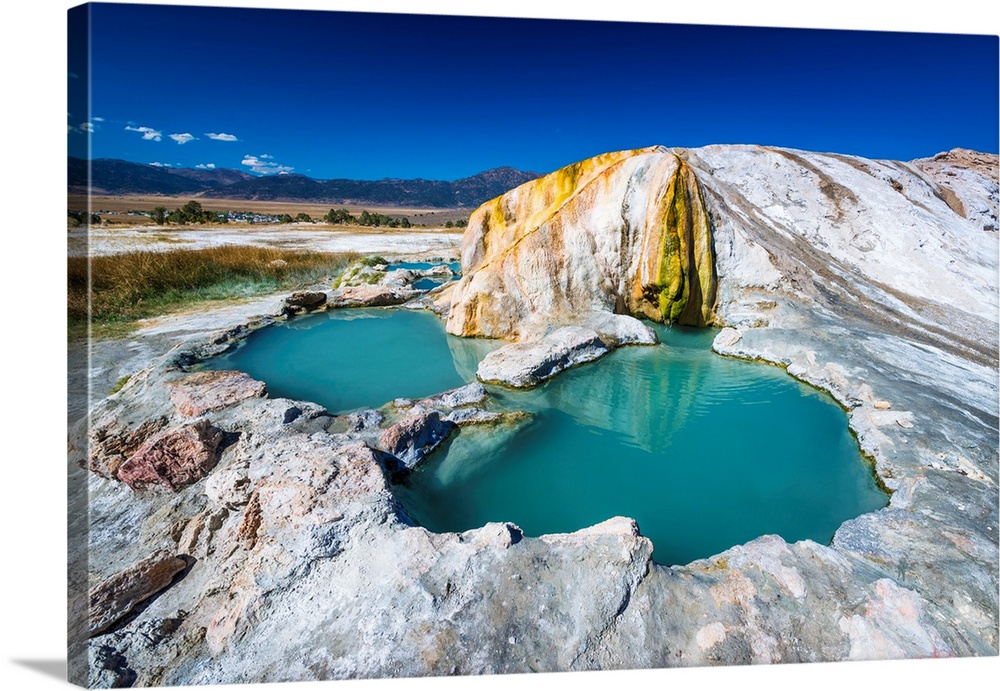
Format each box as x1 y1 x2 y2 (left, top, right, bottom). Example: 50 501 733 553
68 3 999 180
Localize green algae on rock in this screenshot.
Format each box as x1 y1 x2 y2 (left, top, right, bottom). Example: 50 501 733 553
445 147 720 343
630 157 717 326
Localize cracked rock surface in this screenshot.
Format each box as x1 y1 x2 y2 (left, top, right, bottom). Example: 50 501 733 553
70 145 998 685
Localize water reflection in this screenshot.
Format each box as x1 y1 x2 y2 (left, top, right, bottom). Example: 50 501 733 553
402 324 888 566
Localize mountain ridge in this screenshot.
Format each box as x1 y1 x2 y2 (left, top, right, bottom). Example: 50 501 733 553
68 157 542 208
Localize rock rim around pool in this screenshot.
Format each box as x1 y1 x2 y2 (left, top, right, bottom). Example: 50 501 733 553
475 313 659 388
72 144 998 686
477 326 610 388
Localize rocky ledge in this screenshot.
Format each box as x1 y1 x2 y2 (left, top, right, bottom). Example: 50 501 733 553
70 145 998 686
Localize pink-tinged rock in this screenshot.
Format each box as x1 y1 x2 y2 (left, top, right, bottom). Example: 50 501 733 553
89 550 188 637
167 370 267 417
88 416 169 479
117 420 224 491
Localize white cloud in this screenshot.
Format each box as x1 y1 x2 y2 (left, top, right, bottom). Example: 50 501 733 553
241 154 293 175
205 132 238 142
125 125 162 142
148 162 172 167
195 163 216 169
169 132 196 145
80 122 94 133
92 116 105 122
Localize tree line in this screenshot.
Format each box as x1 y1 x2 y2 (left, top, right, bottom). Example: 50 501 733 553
324 208 468 228
323 208 412 228
140 201 467 228
67 210 101 227
151 201 228 225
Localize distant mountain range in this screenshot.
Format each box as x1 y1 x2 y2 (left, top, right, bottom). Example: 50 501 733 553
68 157 542 208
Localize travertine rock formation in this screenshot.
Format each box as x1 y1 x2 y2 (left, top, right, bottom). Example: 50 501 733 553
166 370 267 418
89 551 189 637
70 145 998 687
444 145 997 388
116 420 224 491
446 147 717 342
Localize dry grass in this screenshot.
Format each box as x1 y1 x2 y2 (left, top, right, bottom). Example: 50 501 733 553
68 246 359 339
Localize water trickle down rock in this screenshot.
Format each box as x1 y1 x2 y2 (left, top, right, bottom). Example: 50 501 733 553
445 147 717 344
628 157 717 325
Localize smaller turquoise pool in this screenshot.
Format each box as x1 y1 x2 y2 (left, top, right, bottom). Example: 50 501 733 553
386 261 461 274
413 277 447 290
202 309 489 413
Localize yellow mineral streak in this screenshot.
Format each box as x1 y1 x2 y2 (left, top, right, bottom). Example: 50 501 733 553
470 147 656 275
630 156 716 325
447 147 717 339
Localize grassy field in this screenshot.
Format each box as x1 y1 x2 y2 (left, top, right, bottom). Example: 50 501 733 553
68 195 474 226
68 246 360 339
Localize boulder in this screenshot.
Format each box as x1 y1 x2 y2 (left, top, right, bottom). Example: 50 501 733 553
116 420 224 491
421 382 488 409
330 284 420 307
166 370 267 417
89 551 188 637
476 326 609 388
424 264 455 277
89 416 169 479
346 408 384 432
713 327 743 351
284 291 327 314
379 406 455 470
581 312 658 346
380 269 418 287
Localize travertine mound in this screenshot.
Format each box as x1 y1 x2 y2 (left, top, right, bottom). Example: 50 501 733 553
446 146 717 341
70 144 999 686
444 144 997 388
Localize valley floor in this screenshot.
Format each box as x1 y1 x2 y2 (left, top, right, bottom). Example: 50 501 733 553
69 223 463 258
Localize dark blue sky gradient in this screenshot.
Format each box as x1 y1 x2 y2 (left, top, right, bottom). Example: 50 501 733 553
70 3 999 180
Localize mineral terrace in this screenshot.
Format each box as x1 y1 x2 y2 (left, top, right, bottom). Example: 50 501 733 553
69 145 998 687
